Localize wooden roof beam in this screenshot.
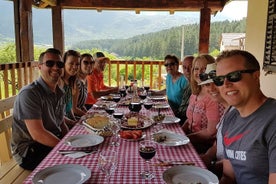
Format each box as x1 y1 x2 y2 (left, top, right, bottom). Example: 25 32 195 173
41 0 56 6
59 0 228 13
38 2 49 8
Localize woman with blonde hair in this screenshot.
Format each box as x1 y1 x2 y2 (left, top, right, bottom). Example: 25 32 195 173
183 54 224 153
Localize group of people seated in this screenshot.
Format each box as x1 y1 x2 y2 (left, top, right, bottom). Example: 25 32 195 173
11 48 117 170
181 51 276 183
11 48 276 183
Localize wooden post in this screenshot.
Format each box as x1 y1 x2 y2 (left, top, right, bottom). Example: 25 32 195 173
14 0 34 63
13 0 21 63
199 6 211 54
52 6 64 54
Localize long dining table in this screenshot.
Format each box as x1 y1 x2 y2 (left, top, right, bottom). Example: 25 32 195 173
23 96 206 184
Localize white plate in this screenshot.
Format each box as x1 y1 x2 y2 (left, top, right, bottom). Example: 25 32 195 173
163 165 219 184
121 115 154 130
162 116 181 124
82 113 110 131
119 133 146 141
121 120 153 130
153 103 170 109
100 95 114 101
152 131 190 146
64 134 104 148
94 101 116 108
32 164 91 184
149 96 166 100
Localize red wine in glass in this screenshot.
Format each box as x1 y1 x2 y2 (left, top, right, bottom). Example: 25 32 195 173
105 107 115 115
113 96 121 102
139 140 156 180
144 86 150 91
139 93 147 100
139 146 156 160
113 112 124 119
129 102 142 113
144 102 153 110
119 88 127 97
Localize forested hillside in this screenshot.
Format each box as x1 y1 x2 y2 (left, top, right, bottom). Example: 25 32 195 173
71 18 246 59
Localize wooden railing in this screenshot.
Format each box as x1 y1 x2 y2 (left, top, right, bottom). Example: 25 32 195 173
0 60 166 100
0 59 166 163
0 62 40 100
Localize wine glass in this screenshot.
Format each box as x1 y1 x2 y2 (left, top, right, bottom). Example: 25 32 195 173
138 91 147 101
128 102 142 113
119 87 127 97
143 99 153 110
98 150 118 182
113 111 124 120
143 81 150 95
112 95 121 103
138 140 157 180
143 99 153 116
105 105 115 117
124 85 129 91
108 119 121 146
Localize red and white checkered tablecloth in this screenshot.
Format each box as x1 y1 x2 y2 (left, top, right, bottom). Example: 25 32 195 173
24 101 205 184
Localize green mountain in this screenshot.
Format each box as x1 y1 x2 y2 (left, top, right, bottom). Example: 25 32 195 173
70 19 246 59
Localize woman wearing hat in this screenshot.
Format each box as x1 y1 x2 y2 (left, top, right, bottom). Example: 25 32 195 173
182 55 224 154
199 63 232 179
86 52 118 106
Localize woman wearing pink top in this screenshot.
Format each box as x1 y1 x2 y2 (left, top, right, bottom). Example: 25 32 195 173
182 54 224 154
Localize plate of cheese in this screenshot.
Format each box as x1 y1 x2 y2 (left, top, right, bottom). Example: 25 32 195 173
120 112 154 130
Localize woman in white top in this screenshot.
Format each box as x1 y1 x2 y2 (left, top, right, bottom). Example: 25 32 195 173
199 63 232 179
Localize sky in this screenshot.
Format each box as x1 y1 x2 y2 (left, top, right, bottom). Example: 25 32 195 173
140 1 248 21
216 1 248 20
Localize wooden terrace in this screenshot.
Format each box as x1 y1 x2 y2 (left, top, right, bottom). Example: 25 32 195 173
3 0 274 183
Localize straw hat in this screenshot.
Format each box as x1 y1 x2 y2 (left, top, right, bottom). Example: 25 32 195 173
198 63 216 85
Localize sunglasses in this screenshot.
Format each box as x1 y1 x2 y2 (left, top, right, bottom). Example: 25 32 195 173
42 60 64 68
213 69 257 86
199 70 216 81
83 60 95 65
164 62 176 67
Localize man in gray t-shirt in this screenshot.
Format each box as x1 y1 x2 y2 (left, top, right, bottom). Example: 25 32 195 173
11 48 69 170
214 50 276 183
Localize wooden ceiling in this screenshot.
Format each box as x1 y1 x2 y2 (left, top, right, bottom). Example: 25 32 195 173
33 0 230 14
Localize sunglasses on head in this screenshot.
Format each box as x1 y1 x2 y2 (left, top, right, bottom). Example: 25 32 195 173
213 69 257 86
164 62 176 67
83 60 95 65
42 60 64 68
199 70 216 81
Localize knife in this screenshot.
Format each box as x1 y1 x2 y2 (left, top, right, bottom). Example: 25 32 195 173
153 161 195 166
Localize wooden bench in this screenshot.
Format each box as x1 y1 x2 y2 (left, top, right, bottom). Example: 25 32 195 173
0 95 16 162
0 95 31 183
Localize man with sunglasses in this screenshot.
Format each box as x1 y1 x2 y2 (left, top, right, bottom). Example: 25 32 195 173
216 50 276 184
11 48 69 170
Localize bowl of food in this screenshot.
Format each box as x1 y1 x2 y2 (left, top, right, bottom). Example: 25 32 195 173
83 113 110 131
